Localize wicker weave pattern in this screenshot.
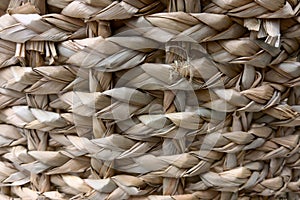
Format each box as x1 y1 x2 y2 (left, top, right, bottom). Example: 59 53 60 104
0 0 300 200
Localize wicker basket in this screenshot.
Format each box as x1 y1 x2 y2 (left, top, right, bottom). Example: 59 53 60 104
0 0 300 199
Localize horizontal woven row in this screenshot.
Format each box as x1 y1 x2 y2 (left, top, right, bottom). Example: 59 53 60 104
0 0 300 200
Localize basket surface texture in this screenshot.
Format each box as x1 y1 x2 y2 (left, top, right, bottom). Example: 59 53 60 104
0 0 300 199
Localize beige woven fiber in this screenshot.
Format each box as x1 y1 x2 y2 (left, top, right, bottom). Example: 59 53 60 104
0 0 300 199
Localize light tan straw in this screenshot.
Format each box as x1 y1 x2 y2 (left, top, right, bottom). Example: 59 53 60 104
0 0 300 199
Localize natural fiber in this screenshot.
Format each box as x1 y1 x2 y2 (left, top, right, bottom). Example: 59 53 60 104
0 0 300 199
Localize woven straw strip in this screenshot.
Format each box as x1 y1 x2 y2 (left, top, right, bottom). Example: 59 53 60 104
203 0 297 18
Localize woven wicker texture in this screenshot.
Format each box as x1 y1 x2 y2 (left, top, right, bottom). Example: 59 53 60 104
0 0 300 199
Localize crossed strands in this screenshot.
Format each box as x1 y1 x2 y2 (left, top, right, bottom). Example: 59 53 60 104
0 0 300 199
